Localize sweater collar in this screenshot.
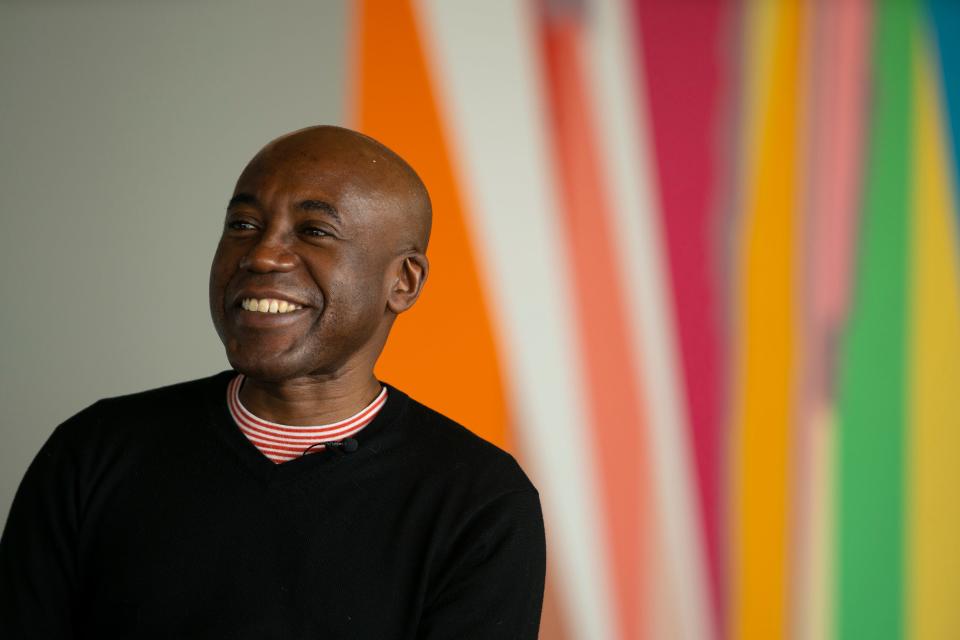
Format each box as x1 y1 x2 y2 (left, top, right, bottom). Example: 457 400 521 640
201 370 409 486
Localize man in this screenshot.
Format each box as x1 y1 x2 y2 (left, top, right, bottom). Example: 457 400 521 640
0 126 546 638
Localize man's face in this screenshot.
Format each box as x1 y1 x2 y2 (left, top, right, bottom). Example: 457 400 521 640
209 139 404 382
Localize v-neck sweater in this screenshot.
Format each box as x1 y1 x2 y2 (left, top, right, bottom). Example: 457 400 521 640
0 371 545 639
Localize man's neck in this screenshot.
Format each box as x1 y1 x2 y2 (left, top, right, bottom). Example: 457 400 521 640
238 370 382 426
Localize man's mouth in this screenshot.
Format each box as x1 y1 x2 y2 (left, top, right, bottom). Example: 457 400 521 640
240 298 305 314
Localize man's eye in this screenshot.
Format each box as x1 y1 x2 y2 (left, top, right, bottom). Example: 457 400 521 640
227 220 257 231
303 227 330 237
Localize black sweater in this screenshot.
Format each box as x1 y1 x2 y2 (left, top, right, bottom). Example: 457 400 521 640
0 371 545 639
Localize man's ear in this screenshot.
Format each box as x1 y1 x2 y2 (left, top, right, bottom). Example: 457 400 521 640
386 252 429 314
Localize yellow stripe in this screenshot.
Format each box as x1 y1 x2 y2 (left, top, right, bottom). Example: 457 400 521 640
908 30 960 640
730 1 804 638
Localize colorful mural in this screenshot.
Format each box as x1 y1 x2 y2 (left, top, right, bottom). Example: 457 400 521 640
351 0 960 638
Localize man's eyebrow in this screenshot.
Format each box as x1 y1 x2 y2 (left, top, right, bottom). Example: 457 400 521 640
227 193 259 209
298 199 342 224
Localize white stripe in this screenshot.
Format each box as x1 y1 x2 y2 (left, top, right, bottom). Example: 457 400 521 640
584 1 714 638
414 2 616 638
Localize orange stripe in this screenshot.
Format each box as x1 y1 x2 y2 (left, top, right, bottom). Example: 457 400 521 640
539 13 652 640
350 0 510 451
731 2 804 638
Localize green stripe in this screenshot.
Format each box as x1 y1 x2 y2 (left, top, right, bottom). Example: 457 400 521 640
836 1 914 639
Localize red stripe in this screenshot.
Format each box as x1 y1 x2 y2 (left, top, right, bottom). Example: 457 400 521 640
232 375 386 434
226 375 386 463
234 407 381 440
229 386 381 439
235 393 385 434
228 376 385 436
237 422 351 444
240 420 371 448
631 0 729 630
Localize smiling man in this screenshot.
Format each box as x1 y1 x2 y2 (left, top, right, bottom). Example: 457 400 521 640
0 126 546 639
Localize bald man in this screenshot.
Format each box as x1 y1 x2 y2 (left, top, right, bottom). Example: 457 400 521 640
0 126 545 639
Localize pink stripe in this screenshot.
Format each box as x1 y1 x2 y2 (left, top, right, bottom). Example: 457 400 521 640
810 0 869 332
792 1 870 635
538 8 653 638
631 0 730 630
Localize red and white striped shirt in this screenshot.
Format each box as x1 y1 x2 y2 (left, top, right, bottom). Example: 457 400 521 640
226 374 387 464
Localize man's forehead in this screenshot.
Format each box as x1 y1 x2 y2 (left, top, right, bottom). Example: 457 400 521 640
229 125 432 250
236 139 397 198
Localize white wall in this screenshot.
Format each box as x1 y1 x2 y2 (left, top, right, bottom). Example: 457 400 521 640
0 0 348 523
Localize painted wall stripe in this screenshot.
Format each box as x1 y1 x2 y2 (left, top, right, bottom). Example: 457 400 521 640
793 3 823 637
797 406 837 640
836 1 914 638
630 5 729 629
350 0 511 451
344 3 960 638
927 0 960 235
908 29 960 639
731 1 803 637
810 0 872 333
537 5 652 637
795 3 871 639
588 0 714 638
413 1 616 638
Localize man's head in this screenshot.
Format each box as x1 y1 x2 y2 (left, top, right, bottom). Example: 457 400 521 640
209 125 431 383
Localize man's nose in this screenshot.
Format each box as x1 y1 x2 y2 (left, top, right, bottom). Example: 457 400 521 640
239 232 297 273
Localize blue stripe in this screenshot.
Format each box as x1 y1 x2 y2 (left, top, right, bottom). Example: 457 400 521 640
928 0 960 233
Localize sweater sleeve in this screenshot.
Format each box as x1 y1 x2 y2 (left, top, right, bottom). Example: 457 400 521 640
0 412 88 639
418 489 546 640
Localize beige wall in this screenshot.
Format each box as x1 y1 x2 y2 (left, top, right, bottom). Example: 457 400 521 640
0 0 348 523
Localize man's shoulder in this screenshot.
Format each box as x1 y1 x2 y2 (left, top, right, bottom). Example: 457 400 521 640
94 370 233 411
386 386 537 497
53 370 233 445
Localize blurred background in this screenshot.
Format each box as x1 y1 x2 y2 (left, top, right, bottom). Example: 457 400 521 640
2 0 958 638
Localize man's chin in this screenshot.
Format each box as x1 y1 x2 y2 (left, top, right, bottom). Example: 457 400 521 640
225 345 307 383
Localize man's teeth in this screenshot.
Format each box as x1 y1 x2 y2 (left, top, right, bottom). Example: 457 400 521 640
241 298 304 314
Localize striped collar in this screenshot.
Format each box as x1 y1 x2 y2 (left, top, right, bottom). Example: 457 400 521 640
226 374 387 464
